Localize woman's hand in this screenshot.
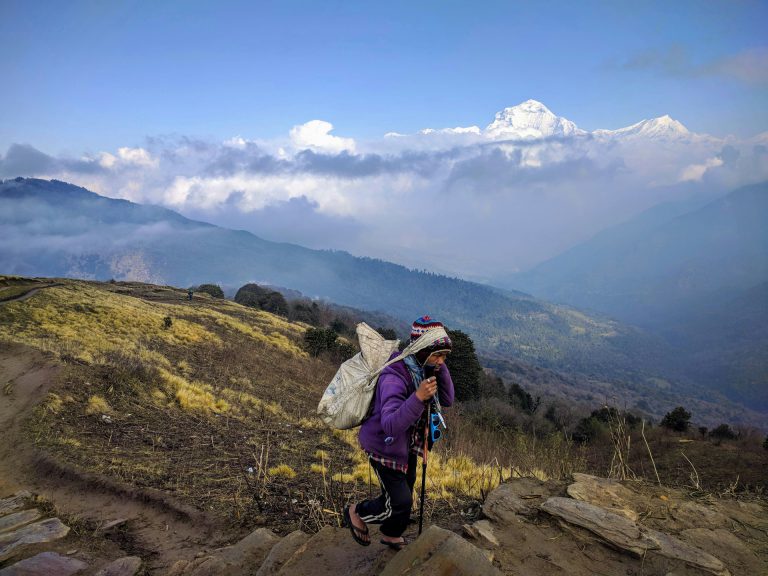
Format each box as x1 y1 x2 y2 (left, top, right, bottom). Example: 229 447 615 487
415 376 437 402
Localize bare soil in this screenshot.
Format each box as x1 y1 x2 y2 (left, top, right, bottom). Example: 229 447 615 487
0 343 225 574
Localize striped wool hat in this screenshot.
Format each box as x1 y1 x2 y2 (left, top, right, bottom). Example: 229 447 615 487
410 315 452 351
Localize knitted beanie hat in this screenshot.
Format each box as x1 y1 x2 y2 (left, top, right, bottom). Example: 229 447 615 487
410 315 452 360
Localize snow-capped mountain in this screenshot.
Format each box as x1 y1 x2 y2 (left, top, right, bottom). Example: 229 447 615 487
407 100 698 143
593 115 690 140
484 99 586 140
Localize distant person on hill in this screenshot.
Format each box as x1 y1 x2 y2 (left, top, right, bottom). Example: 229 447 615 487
344 316 454 550
187 288 193 301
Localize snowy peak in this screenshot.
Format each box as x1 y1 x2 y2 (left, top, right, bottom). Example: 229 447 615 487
594 115 691 140
484 99 586 140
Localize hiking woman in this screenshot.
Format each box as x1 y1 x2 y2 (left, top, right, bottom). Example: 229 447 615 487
345 316 455 549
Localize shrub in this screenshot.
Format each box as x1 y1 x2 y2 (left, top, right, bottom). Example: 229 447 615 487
709 423 737 440
661 406 691 432
163 316 173 329
508 382 539 415
196 284 225 299
763 436 768 451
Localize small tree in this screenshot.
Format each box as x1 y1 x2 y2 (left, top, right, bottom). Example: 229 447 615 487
660 406 691 432
304 327 338 357
196 284 225 298
508 382 539 415
445 329 482 401
163 316 173 329
698 426 708 438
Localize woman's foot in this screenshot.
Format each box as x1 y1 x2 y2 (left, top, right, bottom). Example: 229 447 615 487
345 504 370 546
380 536 407 551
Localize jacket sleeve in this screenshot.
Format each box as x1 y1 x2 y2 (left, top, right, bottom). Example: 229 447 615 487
378 371 426 438
434 363 455 407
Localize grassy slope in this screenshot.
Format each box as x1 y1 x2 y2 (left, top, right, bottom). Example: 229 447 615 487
0 276 536 533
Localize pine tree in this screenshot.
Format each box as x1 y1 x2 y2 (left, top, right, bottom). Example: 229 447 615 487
445 329 482 401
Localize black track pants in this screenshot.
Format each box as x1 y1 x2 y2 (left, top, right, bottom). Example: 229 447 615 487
355 453 418 538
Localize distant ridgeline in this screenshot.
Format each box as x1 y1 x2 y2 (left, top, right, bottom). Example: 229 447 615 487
1 177 763 421
506 181 768 413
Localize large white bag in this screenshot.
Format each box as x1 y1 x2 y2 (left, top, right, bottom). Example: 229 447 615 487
317 322 448 429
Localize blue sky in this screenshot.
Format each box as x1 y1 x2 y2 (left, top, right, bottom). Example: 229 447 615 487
1 1 767 278
1 0 766 153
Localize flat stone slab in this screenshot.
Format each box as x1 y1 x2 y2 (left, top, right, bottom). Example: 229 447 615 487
483 477 554 523
255 530 310 576
681 528 765 576
0 518 70 562
567 473 639 521
0 510 42 534
541 497 659 556
94 556 143 576
541 497 730 576
0 492 32 516
380 525 501 576
0 551 87 576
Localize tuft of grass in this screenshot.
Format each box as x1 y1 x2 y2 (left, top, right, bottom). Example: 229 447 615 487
44 393 64 414
268 464 297 479
85 395 112 415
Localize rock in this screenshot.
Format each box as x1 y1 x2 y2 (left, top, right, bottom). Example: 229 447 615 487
0 518 70 562
276 526 390 576
567 473 639 521
0 510 42 534
94 556 143 576
541 497 658 556
483 477 553 522
668 501 729 530
99 518 130 532
541 497 730 576
681 528 764 576
645 528 730 576
0 551 87 575
0 492 32 516
463 520 499 548
186 528 280 576
255 530 310 576
380 525 501 576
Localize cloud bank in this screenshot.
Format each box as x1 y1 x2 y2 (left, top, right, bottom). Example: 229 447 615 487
2 105 767 281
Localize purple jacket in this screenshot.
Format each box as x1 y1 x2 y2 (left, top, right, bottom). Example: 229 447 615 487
358 352 454 469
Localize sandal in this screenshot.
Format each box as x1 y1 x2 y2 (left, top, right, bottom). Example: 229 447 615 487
380 537 407 551
344 505 370 547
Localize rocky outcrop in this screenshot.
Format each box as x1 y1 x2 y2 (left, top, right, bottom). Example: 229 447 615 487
0 551 87 576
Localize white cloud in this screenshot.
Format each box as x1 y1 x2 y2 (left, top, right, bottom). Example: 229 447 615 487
289 120 356 154
679 156 724 182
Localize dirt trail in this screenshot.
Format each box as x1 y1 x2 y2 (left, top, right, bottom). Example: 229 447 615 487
0 343 224 573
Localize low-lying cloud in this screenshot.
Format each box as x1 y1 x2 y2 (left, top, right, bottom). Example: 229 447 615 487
2 111 767 281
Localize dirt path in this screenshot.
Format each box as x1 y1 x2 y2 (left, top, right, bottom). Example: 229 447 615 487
0 343 223 573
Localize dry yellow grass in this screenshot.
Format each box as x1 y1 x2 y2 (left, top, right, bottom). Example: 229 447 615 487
85 395 112 415
268 464 297 479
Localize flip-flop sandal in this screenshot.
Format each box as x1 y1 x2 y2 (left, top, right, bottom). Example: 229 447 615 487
380 538 407 551
344 506 370 547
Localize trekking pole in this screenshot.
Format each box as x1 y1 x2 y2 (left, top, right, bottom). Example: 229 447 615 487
418 402 431 535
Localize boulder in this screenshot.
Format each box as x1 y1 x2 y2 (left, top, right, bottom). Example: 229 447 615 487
184 528 280 576
0 551 87 576
0 518 70 562
255 530 310 576
483 477 553 523
567 473 639 521
276 526 390 576
94 556 143 576
380 525 501 576
668 501 729 531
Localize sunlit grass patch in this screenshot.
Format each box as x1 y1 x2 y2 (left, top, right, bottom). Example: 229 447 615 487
44 393 63 414
85 395 112 415
268 464 297 479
